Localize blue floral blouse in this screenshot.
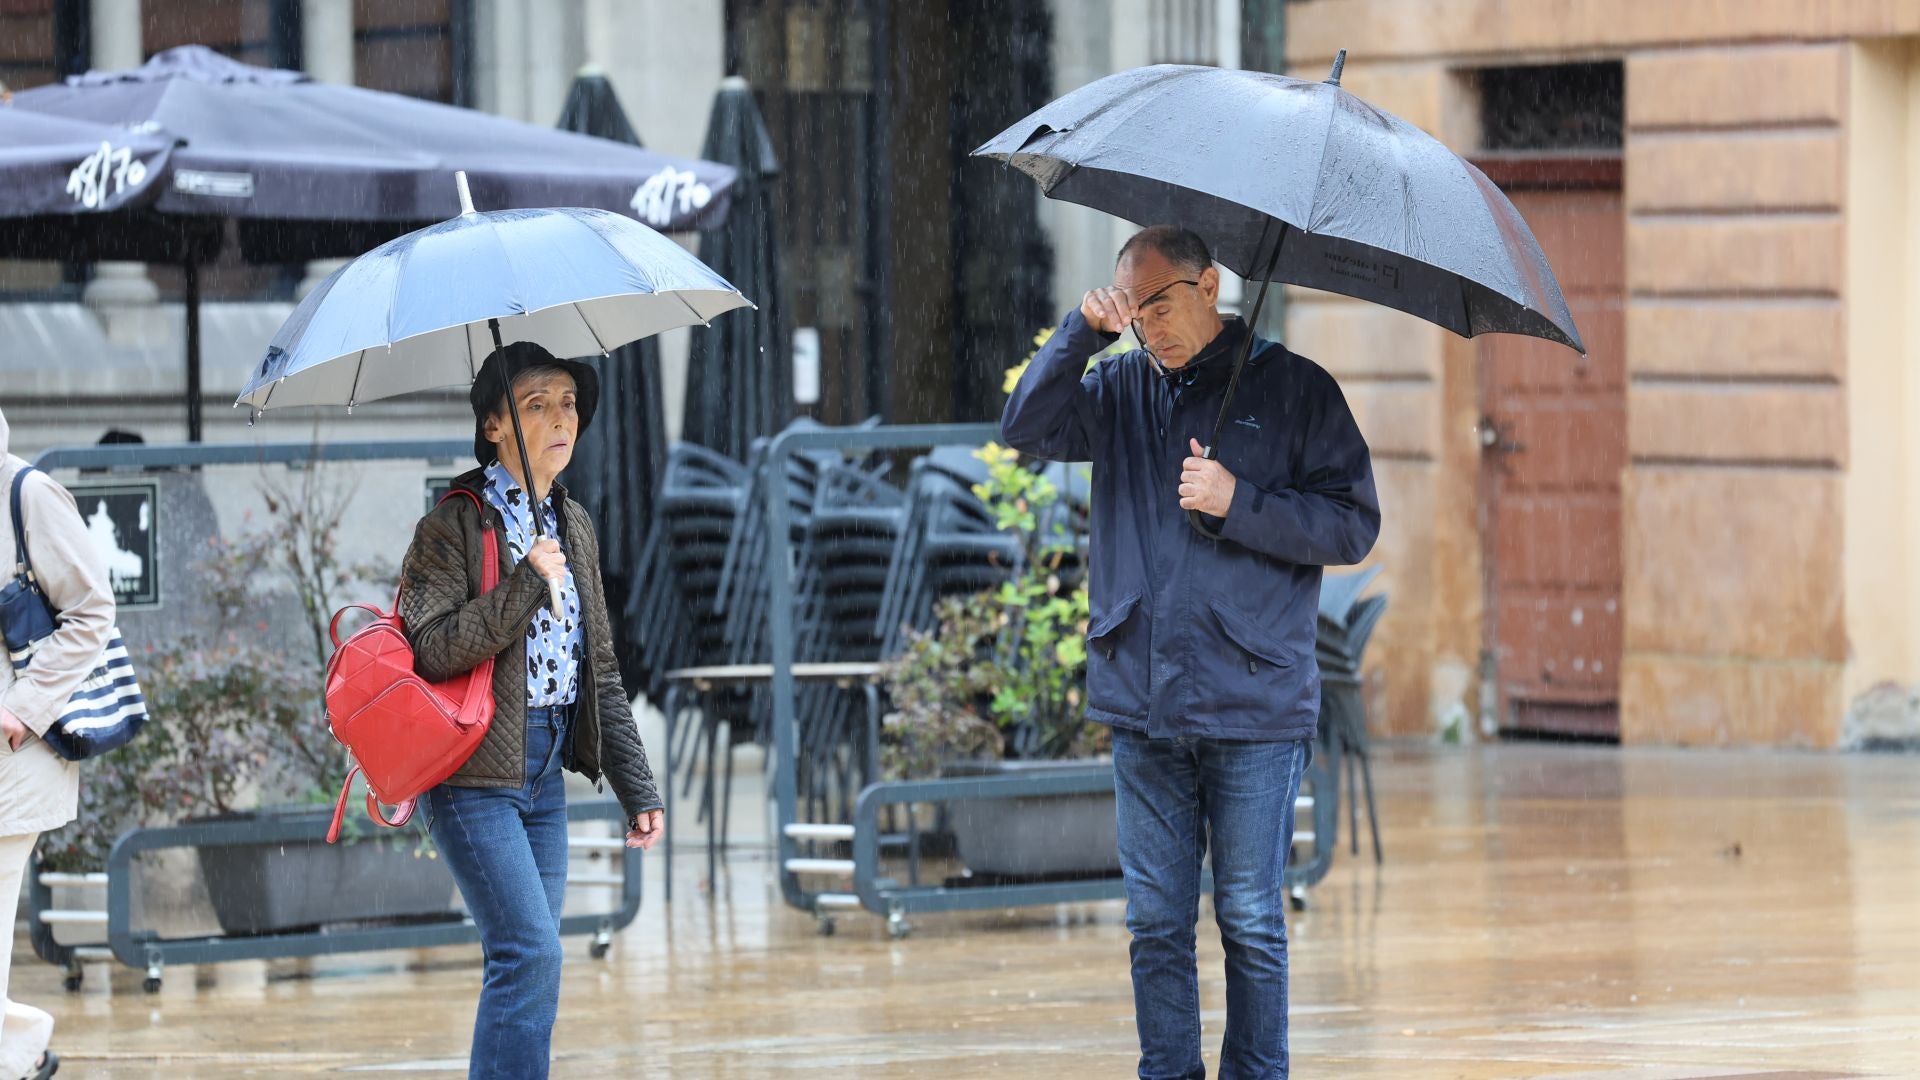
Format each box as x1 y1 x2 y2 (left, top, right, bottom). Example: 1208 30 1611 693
482 462 583 708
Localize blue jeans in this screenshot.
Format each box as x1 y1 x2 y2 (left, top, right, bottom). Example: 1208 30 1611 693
1113 728 1309 1080
427 705 571 1080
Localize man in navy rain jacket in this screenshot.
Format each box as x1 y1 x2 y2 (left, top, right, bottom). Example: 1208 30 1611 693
1001 225 1379 1080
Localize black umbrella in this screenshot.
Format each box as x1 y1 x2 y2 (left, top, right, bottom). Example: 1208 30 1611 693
973 53 1584 537
682 77 789 463
2 45 738 440
555 68 674 702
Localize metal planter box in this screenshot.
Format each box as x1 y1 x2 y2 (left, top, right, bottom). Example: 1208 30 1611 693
195 809 457 936
941 759 1120 878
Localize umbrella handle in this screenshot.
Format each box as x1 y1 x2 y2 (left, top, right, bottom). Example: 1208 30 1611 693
1186 445 1226 540
1187 221 1286 543
488 316 569 616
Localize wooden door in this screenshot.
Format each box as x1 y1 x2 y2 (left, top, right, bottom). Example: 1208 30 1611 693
1477 160 1626 738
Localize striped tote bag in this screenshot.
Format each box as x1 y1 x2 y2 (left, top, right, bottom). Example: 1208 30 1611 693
2 466 148 761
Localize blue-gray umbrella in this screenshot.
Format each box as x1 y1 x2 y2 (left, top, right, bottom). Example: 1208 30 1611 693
973 53 1583 534
238 175 750 613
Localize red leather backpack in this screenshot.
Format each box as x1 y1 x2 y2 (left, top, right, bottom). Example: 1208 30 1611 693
323 489 498 843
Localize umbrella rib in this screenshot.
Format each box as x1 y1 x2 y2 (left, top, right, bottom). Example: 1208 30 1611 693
1306 89 1344 232
572 301 611 354
674 290 707 327
347 347 368 406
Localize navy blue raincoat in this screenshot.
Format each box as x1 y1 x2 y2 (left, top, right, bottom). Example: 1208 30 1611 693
1001 309 1380 742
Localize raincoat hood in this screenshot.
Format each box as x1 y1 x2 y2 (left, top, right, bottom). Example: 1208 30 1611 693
469 342 600 467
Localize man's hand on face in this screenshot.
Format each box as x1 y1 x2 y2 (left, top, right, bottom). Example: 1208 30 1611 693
1080 286 1137 335
1180 438 1237 518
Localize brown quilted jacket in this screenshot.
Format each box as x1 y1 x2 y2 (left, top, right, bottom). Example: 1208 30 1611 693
398 468 662 818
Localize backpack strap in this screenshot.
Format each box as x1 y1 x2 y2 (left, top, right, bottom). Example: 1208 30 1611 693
325 763 417 843
326 763 363 844
434 487 500 593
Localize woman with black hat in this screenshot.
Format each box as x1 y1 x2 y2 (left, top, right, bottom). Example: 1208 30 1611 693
398 341 664 1080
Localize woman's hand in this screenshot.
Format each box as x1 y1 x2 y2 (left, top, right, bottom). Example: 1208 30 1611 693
626 809 663 850
1 707 27 751
525 537 567 581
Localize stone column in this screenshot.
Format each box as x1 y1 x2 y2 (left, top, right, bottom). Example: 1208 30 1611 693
297 0 355 298
1044 0 1119 317
523 0 580 127
475 0 530 120
1212 0 1245 314
586 0 725 441
83 0 160 331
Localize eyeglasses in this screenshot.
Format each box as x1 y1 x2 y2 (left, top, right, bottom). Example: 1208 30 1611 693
1128 279 1201 347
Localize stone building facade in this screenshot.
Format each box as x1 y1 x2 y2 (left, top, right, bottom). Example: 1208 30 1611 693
1281 1 1920 747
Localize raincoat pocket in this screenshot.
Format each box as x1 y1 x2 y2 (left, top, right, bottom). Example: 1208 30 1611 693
1086 591 1148 719
1194 597 1311 728
1207 599 1295 673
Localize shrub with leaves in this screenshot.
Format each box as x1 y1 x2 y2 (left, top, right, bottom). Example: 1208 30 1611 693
37 465 395 871
882 329 1121 777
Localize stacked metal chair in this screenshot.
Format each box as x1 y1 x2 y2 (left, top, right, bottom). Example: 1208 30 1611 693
1317 566 1388 864
655 420 894 854
875 448 1020 656
627 442 751 705
788 462 910 822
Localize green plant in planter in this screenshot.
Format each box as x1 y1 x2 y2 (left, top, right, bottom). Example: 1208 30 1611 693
251 465 397 801
37 464 397 872
38 533 310 871
881 326 1129 778
881 441 1105 778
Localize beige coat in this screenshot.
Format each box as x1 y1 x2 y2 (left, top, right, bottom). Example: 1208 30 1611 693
0 407 114 838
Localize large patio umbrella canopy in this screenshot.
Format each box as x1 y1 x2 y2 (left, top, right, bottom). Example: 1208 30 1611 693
1 45 739 439
0 104 177 214
555 68 672 701
9 46 737 236
682 77 789 463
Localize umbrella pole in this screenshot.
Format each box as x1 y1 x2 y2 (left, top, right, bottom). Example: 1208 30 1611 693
185 258 202 443
1188 222 1287 540
489 317 567 616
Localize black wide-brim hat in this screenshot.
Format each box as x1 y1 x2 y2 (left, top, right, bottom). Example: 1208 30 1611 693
469 341 601 466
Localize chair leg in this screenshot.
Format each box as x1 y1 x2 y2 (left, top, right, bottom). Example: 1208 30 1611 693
1358 745 1384 864
719 722 736 855
662 686 680 904
677 706 705 801
704 718 720 893
1346 742 1360 857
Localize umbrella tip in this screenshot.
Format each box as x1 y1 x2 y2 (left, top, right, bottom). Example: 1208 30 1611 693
721 75 751 93
577 62 605 78
455 170 475 215
1327 48 1348 86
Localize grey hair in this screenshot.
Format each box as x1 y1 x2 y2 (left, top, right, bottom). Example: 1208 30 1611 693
1117 224 1213 275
